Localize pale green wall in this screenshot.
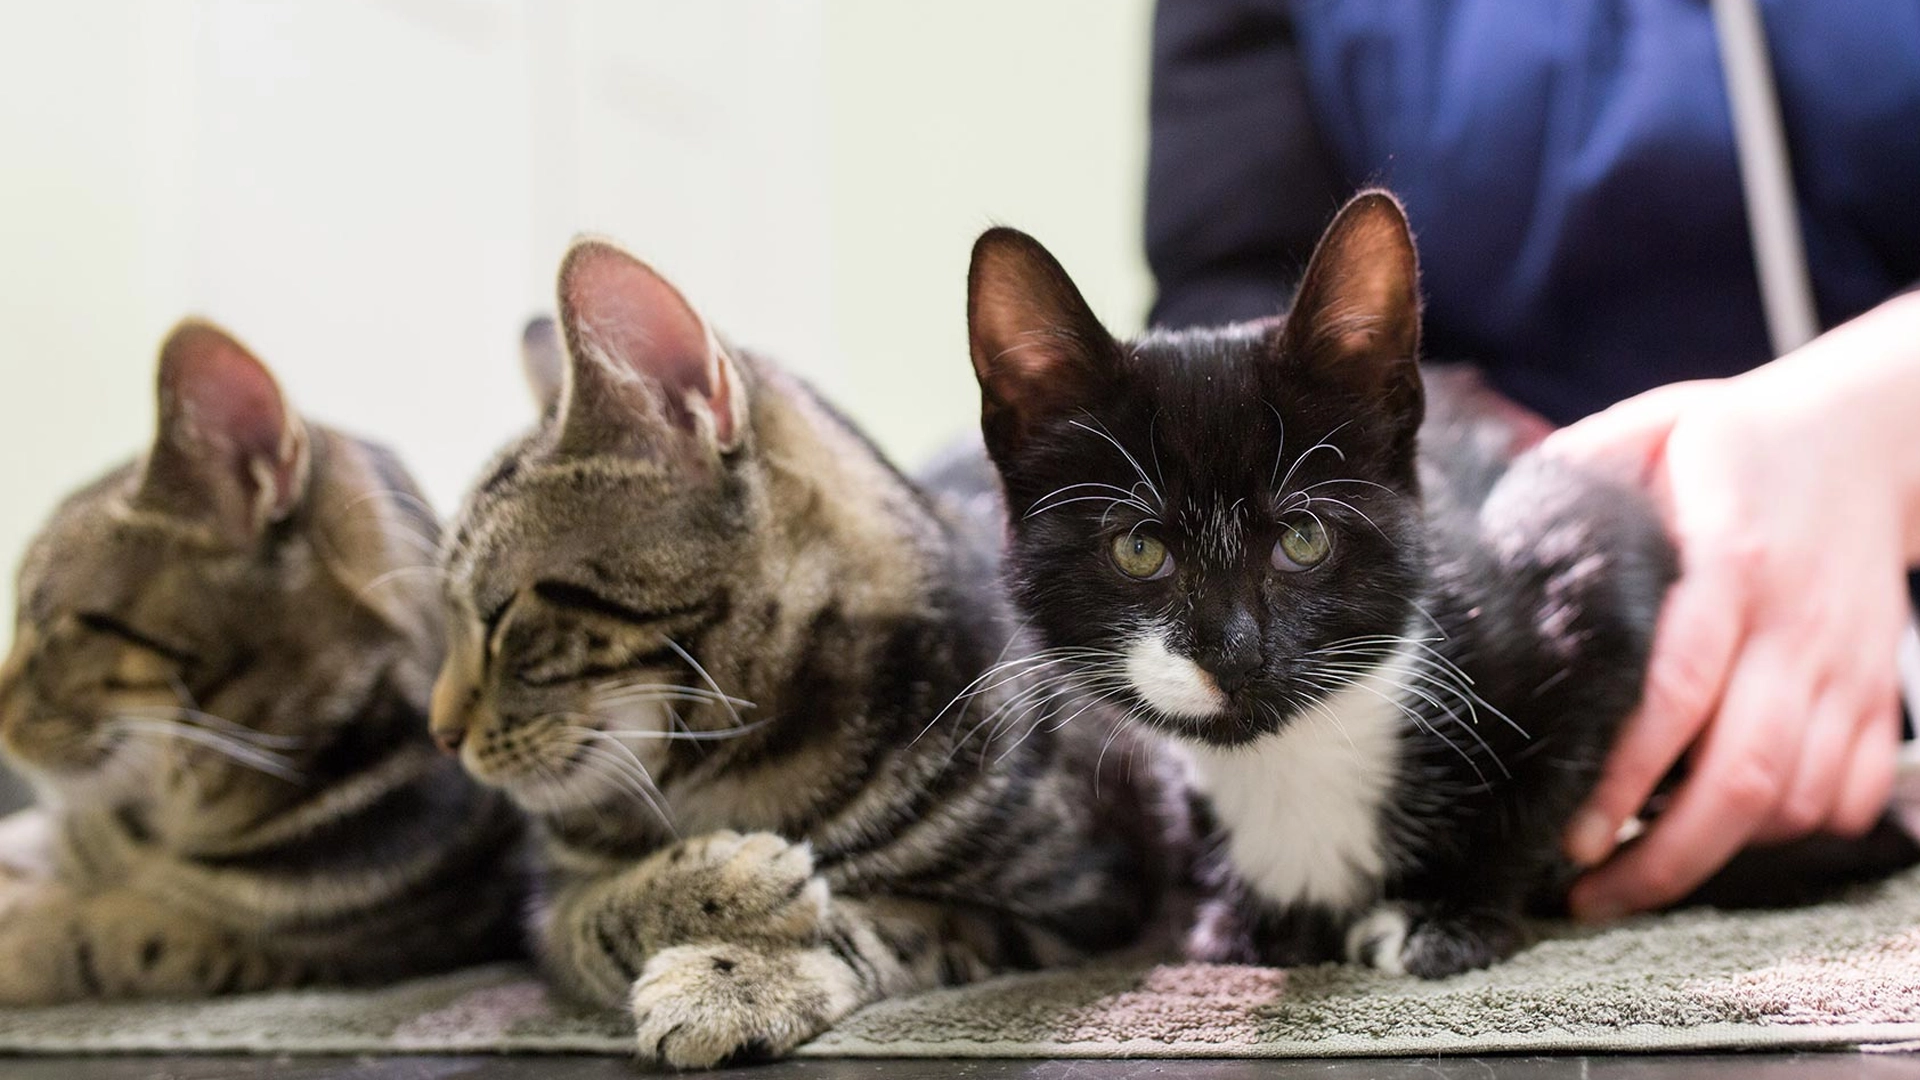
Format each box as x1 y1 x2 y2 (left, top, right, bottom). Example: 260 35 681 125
0 0 1157 644
821 0 1156 467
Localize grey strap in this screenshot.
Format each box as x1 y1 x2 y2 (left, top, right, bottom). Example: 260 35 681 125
1711 0 1820 355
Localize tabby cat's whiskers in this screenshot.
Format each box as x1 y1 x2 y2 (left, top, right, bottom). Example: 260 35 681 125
661 639 747 731
552 723 673 830
101 716 303 783
595 722 772 742
112 703 306 749
355 563 454 603
589 677 752 712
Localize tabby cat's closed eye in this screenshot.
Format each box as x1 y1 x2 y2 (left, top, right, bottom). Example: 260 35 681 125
75 612 196 665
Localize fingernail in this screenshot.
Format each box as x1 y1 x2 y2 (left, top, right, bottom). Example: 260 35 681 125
1565 810 1618 868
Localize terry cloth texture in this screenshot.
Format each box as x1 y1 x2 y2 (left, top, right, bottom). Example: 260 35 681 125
2 864 1920 1058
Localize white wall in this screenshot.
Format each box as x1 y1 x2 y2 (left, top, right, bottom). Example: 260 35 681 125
0 0 1153 633
824 2 1155 463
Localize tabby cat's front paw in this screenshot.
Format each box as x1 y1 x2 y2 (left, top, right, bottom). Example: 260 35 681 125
0 936 56 1007
650 830 828 947
629 943 859 1069
1344 902 1523 978
0 897 73 1004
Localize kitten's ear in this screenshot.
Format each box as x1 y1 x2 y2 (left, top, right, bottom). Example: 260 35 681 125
520 315 565 415
134 319 310 544
968 227 1117 456
1280 190 1424 432
554 240 744 457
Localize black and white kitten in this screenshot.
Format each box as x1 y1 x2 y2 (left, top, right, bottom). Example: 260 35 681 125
965 191 1676 978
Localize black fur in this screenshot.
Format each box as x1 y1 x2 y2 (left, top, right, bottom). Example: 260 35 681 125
968 191 1676 976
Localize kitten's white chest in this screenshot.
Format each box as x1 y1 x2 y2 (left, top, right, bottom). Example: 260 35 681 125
1183 653 1411 913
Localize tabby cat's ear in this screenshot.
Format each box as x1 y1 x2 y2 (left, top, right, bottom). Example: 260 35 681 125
968 227 1118 457
554 240 744 457
134 319 310 544
1279 190 1424 434
520 315 565 415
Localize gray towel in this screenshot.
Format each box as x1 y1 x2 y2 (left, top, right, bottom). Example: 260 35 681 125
2 862 1918 1058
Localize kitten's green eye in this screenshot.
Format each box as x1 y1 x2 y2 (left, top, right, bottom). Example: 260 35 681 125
1273 517 1331 571
1110 533 1172 580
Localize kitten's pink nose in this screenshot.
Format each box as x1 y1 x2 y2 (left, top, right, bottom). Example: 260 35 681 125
1198 602 1263 696
1199 636 1264 695
1205 655 1261 696
434 728 465 755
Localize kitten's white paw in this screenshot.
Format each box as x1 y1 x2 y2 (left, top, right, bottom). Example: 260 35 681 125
1344 902 1412 976
629 942 859 1069
1344 902 1522 978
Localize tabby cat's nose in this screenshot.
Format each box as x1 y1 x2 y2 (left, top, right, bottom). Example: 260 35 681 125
0 640 29 700
427 668 473 757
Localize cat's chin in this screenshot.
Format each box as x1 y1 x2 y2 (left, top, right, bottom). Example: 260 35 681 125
4 732 134 790
1118 672 1292 747
497 782 611 819
1131 705 1284 749
17 753 150 811
486 760 662 821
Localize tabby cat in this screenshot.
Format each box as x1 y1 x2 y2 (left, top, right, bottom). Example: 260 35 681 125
0 321 522 1004
431 240 1171 1068
965 191 1676 978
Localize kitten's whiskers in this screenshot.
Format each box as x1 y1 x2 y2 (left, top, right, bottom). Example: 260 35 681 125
1068 417 1166 512
1264 402 1290 490
1025 482 1159 522
1274 420 1355 504
914 645 1116 746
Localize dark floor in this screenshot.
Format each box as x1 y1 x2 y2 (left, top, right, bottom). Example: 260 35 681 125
2 1056 1918 1080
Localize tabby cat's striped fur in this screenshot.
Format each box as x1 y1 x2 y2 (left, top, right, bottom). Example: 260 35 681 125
0 322 522 1004
432 242 1172 1068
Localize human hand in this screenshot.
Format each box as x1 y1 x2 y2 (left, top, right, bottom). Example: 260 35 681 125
1543 295 1920 920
